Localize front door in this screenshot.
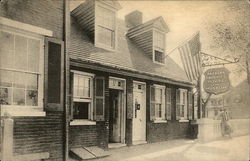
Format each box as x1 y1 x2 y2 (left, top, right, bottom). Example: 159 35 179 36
133 82 146 142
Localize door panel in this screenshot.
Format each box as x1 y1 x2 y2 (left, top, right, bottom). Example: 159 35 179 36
133 83 146 142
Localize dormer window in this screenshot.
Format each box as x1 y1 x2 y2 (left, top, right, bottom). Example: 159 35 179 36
153 30 165 64
126 15 169 64
96 5 116 49
71 0 121 51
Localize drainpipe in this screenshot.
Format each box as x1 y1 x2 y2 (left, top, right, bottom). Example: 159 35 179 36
63 0 70 160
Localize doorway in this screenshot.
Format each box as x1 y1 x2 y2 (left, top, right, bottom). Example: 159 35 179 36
108 77 126 145
133 81 146 144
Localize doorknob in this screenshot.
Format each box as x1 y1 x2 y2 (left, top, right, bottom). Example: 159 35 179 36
140 119 142 122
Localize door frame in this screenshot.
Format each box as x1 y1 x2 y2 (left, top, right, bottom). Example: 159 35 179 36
132 81 146 143
109 76 126 144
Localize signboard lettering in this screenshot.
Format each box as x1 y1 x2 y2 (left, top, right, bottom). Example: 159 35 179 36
203 67 231 95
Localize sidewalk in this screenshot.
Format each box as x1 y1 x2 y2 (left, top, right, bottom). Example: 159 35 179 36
94 135 249 161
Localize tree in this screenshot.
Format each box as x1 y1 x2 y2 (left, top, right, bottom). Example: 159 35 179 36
205 1 250 76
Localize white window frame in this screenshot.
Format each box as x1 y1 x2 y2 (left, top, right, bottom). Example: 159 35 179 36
95 4 117 51
71 71 95 125
0 27 45 117
153 29 165 65
178 88 189 122
152 84 166 123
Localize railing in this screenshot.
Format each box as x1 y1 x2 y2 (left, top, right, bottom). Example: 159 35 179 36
197 118 250 141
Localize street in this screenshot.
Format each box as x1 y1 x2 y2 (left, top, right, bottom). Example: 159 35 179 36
95 135 249 161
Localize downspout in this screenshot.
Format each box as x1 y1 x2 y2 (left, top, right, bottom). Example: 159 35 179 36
63 0 70 160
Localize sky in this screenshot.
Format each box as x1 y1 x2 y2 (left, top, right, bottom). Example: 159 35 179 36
70 0 249 86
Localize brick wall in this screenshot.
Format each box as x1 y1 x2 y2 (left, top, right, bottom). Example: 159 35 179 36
0 0 64 39
0 1 65 160
146 81 193 143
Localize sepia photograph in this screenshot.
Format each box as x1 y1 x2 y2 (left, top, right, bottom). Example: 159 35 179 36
0 0 249 161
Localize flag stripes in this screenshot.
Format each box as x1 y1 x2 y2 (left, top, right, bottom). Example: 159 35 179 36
178 33 201 82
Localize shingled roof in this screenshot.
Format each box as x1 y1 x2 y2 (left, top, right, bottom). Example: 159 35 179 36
69 17 192 86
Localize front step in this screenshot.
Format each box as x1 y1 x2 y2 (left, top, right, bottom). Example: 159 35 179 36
69 146 110 160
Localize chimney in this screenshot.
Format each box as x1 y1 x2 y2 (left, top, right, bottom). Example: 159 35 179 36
125 10 143 28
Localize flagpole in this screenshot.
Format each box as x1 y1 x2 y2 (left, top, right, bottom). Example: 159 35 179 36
198 51 203 118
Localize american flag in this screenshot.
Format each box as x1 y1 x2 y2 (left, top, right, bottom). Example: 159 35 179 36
178 32 202 82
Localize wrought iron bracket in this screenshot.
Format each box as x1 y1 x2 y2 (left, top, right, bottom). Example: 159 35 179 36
200 52 239 67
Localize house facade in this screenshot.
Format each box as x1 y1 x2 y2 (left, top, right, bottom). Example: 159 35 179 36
68 0 196 151
0 0 66 160
0 0 198 160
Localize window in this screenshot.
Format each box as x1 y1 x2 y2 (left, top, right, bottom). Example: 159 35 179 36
72 72 93 120
176 89 188 120
96 6 116 49
153 30 165 64
154 50 164 63
150 85 166 121
0 30 43 108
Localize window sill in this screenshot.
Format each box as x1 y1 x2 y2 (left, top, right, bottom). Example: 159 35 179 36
179 119 189 123
153 119 167 123
70 120 96 126
0 105 45 117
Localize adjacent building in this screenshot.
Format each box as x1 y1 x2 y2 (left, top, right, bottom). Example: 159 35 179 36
0 0 66 160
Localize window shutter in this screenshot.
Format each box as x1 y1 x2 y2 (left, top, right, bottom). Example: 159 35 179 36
69 72 74 121
176 89 181 120
95 77 105 121
188 91 193 120
44 37 64 111
150 86 155 121
165 88 171 120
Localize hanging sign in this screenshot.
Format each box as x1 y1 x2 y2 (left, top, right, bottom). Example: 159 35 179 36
203 67 230 95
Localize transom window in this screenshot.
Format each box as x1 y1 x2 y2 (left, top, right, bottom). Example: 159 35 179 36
72 72 93 120
96 6 116 49
0 30 43 107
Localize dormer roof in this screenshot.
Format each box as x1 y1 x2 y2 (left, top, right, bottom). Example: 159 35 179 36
127 16 169 38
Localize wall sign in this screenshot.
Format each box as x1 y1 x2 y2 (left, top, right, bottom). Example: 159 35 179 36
203 67 231 95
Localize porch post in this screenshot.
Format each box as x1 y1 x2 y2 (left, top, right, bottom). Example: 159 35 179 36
1 113 14 161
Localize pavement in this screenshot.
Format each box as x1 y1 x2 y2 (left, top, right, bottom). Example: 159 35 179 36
92 135 250 161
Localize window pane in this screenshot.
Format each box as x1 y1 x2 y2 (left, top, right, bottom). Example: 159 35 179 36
0 88 12 105
155 50 164 63
0 31 14 51
97 26 114 48
73 102 89 119
181 105 184 117
0 70 13 87
26 90 38 106
13 88 25 105
155 88 162 103
28 39 40 72
26 73 38 90
98 6 115 29
15 35 27 70
13 72 26 88
0 50 14 69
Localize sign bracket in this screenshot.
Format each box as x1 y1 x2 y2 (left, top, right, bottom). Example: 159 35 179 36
201 52 239 67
